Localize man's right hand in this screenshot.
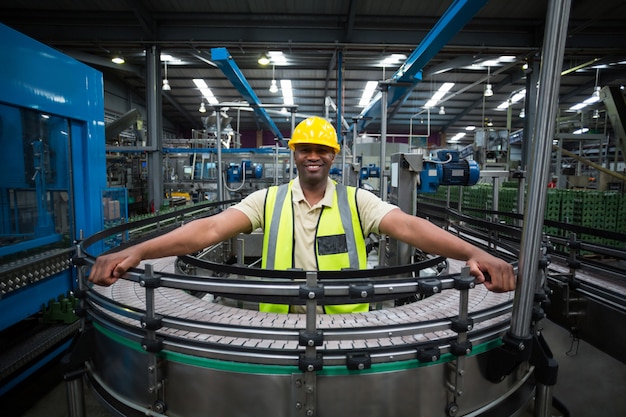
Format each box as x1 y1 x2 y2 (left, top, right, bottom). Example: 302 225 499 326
89 249 141 287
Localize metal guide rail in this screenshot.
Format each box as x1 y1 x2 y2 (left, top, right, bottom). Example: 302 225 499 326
82 268 513 365
76 214 515 367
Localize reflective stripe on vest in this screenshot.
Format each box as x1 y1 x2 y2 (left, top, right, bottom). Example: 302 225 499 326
260 180 368 314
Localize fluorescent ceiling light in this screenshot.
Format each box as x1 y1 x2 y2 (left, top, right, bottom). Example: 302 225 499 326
496 89 526 109
465 125 476 131
466 56 517 70
568 94 600 111
379 54 407 67
450 132 466 142
193 79 219 104
499 55 517 62
268 51 287 65
424 82 454 108
359 81 379 107
569 102 587 111
573 128 589 134
511 89 526 103
481 59 500 67
280 79 293 106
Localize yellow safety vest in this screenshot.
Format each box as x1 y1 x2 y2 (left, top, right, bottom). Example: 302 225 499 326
260 180 368 314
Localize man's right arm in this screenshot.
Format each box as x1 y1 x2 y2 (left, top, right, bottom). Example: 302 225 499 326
89 208 253 286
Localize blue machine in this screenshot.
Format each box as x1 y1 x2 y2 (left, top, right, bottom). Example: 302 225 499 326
359 164 381 181
226 160 264 183
0 24 107 394
418 149 480 193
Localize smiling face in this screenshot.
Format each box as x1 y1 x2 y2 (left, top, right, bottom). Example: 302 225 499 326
293 143 336 186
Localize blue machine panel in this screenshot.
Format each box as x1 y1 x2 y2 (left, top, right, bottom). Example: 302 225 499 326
0 23 107 330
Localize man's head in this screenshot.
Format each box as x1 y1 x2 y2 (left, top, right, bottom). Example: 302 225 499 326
289 117 339 185
288 116 340 154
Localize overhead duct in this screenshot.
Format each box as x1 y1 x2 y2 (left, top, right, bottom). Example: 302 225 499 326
211 47 285 145
353 0 489 132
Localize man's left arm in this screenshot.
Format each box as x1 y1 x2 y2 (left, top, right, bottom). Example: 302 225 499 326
379 208 516 292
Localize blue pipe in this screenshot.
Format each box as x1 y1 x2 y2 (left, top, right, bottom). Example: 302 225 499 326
211 47 286 144
354 0 489 132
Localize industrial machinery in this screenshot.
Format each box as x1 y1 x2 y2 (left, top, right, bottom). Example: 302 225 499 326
0 24 108 396
64 147 555 417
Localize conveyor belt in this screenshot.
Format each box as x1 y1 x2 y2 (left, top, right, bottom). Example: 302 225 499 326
78 226 527 417
90 271 513 362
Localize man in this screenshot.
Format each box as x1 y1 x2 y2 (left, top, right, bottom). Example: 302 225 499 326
89 117 516 312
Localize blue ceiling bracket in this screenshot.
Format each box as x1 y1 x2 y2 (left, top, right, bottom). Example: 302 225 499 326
354 0 489 132
211 47 285 144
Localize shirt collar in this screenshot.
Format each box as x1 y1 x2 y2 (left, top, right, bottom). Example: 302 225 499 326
291 177 336 207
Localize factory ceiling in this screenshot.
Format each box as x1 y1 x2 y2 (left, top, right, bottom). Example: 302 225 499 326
2 0 626 145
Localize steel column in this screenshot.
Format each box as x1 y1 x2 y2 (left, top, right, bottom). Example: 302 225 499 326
379 83 389 201
146 46 164 212
511 0 572 337
215 106 224 201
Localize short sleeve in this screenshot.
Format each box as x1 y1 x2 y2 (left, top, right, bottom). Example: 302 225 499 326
230 188 268 231
356 188 398 234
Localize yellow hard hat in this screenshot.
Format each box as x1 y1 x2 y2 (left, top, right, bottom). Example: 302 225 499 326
288 116 340 154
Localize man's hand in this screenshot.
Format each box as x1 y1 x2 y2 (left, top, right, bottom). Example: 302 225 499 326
89 248 142 287
466 253 516 293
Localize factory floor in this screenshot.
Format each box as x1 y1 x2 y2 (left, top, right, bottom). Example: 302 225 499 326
8 319 626 417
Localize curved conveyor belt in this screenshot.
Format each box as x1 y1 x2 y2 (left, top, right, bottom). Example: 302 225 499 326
75 213 531 417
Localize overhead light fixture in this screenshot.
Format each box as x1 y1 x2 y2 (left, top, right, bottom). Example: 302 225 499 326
199 101 206 113
519 108 526 118
267 51 287 65
269 65 278 93
359 81 379 107
269 80 278 93
280 79 294 106
450 132 466 142
111 53 125 64
592 109 600 119
568 91 602 111
379 53 407 67
592 68 601 98
258 52 270 66
592 85 601 99
484 66 493 97
424 82 455 108
162 60 171 91
497 89 526 109
193 79 219 105
439 106 445 115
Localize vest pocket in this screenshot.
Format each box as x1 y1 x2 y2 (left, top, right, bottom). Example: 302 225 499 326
317 234 348 255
